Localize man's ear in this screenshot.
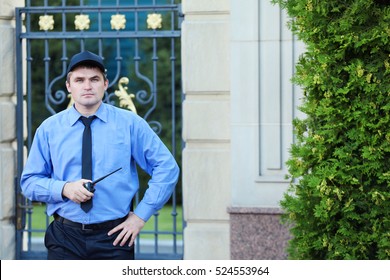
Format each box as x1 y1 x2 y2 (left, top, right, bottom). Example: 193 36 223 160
65 81 71 92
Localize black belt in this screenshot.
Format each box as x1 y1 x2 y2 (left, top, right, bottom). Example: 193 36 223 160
54 214 126 231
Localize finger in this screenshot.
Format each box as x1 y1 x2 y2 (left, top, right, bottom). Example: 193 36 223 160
120 231 132 247
78 193 93 204
75 191 89 202
109 224 126 245
113 230 127 246
107 224 122 236
129 232 137 247
72 193 83 203
80 187 94 196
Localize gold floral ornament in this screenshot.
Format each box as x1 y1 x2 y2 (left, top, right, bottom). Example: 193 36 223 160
75 14 90 31
115 77 137 114
147 13 162 29
39 15 54 31
110 14 126 30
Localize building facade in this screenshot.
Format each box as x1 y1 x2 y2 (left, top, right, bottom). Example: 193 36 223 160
182 0 304 259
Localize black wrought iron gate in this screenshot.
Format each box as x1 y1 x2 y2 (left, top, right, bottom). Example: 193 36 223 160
15 0 183 260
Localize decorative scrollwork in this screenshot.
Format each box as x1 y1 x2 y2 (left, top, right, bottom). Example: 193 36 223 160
147 13 163 29
148 121 162 135
115 77 137 114
67 94 74 108
111 14 126 30
75 14 90 30
39 15 54 31
135 89 152 105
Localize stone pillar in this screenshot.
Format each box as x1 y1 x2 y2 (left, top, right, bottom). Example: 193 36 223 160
181 0 231 259
0 0 23 260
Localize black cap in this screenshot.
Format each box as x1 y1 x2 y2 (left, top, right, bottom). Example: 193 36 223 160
67 51 105 74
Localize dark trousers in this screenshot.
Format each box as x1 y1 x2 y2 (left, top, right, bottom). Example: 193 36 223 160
45 219 134 260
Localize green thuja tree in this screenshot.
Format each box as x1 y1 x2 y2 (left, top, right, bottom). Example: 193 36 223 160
272 0 390 259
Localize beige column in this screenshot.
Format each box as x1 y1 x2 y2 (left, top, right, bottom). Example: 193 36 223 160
181 0 231 259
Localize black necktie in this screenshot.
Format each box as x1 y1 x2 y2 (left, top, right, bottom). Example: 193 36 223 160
80 116 96 212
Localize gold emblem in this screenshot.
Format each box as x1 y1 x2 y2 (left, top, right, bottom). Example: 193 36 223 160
39 15 54 31
147 13 162 29
110 14 126 30
115 77 137 114
75 14 90 30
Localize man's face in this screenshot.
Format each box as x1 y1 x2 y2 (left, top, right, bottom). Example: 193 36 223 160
66 66 108 113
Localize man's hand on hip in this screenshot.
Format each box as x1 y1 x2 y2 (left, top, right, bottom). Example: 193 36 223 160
108 212 146 247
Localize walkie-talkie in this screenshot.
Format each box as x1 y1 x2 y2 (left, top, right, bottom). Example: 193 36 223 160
83 167 122 192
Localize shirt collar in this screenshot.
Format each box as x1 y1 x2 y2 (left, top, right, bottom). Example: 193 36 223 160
68 102 108 126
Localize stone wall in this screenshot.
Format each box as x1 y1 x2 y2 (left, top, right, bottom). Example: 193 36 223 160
229 207 290 259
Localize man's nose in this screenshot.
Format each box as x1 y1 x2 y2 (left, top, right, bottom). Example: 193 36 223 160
84 80 92 88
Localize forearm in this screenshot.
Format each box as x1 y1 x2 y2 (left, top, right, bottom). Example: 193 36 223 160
135 161 180 221
21 175 66 203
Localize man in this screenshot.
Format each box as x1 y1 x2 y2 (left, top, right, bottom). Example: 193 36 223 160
21 50 180 260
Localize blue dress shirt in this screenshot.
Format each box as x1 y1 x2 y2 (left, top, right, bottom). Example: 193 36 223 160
21 103 179 224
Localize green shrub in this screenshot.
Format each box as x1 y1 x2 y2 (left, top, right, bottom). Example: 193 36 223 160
272 0 390 259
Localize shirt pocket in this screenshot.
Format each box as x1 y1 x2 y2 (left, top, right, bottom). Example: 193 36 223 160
102 131 131 173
